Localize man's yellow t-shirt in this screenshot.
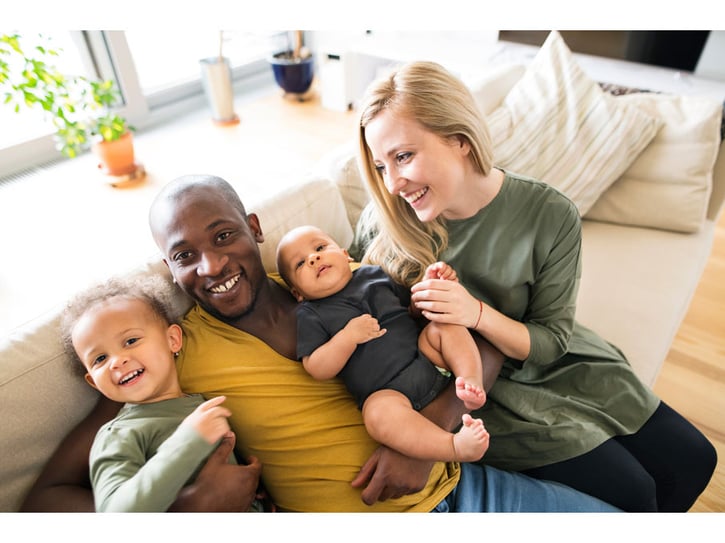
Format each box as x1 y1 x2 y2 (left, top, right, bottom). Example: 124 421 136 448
177 304 460 512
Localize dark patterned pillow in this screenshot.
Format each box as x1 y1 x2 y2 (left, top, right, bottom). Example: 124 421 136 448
598 82 657 96
599 82 724 140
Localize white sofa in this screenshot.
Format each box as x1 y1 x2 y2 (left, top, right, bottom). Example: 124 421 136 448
2 34 724 511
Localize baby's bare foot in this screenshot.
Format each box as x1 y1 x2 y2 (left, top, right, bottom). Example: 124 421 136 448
452 414 489 462
455 376 486 409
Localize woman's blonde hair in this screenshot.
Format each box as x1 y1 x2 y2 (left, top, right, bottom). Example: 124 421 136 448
357 61 494 286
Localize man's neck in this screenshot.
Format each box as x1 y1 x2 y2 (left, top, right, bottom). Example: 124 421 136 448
228 276 299 360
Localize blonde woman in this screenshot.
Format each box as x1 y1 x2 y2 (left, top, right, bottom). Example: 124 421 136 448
354 60 716 512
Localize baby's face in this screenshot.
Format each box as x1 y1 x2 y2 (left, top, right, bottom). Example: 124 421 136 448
279 226 353 301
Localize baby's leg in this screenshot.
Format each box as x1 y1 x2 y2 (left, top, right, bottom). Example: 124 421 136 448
362 389 489 462
419 322 485 410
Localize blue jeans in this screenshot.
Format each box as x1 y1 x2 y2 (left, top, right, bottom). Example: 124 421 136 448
433 463 620 512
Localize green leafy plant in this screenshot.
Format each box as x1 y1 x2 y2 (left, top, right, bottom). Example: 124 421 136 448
0 33 131 158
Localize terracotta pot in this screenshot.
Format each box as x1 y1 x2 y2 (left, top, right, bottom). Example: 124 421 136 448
93 131 137 176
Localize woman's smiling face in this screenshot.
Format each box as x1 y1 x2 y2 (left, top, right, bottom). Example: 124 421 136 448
364 109 472 221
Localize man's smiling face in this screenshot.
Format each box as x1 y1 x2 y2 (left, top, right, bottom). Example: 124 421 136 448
152 186 266 322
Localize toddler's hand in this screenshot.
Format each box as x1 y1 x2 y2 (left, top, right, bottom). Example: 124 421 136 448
424 261 458 282
183 395 232 445
345 314 387 344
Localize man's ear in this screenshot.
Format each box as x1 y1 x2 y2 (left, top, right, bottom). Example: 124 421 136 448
247 213 265 243
343 248 353 262
161 259 177 283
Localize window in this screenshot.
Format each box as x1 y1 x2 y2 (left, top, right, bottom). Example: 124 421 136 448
0 32 90 150
125 30 277 97
0 30 280 179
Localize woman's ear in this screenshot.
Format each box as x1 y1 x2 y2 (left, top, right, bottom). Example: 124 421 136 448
456 135 471 156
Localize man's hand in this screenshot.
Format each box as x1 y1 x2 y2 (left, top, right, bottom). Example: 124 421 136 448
169 432 264 512
350 445 433 506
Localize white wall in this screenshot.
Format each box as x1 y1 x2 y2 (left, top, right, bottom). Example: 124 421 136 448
312 30 725 82
695 31 725 81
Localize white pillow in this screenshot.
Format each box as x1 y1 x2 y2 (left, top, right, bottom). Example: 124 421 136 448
585 92 723 233
466 63 526 116
319 142 369 230
486 31 663 215
251 176 354 273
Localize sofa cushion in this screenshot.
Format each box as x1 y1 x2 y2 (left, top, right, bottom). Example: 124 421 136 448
0 258 186 512
319 142 369 231
0 309 99 512
585 92 723 233
249 176 354 273
576 219 716 386
486 30 662 215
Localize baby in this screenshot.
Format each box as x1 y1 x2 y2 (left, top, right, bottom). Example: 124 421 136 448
276 225 488 462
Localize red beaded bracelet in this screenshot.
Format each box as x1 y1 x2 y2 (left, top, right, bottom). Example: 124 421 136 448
473 300 483 329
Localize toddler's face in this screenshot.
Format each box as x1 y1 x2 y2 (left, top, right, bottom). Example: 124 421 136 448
72 297 182 404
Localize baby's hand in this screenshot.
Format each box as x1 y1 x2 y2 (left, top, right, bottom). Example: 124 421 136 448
183 396 232 445
424 261 458 282
345 314 387 344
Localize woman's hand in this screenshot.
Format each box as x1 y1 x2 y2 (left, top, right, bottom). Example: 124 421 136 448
413 277 531 361
411 277 480 329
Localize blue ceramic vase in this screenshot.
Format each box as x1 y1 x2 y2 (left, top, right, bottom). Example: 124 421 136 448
269 52 314 96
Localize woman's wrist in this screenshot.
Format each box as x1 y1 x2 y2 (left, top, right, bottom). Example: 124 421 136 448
472 299 483 330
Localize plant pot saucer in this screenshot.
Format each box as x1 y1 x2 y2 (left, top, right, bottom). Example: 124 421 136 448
279 88 316 103
99 163 146 188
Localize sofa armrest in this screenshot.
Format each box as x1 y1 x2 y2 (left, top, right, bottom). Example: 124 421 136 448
707 140 725 222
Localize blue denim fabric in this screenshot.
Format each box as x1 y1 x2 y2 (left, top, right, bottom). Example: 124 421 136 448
433 462 621 512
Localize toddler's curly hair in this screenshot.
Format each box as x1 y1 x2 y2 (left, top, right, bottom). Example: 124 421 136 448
60 274 179 374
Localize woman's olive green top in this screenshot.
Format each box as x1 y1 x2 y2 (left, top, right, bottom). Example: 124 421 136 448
356 171 660 471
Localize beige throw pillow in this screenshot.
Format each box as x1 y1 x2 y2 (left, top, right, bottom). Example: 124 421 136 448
486 30 662 215
585 92 723 233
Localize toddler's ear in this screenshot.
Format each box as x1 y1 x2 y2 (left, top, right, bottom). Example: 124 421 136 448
84 373 98 390
167 323 183 353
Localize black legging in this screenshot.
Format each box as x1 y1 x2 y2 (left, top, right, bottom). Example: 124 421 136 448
522 401 717 512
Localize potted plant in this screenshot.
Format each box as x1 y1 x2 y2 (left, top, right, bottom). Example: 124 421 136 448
0 33 141 179
199 31 239 125
268 30 315 100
